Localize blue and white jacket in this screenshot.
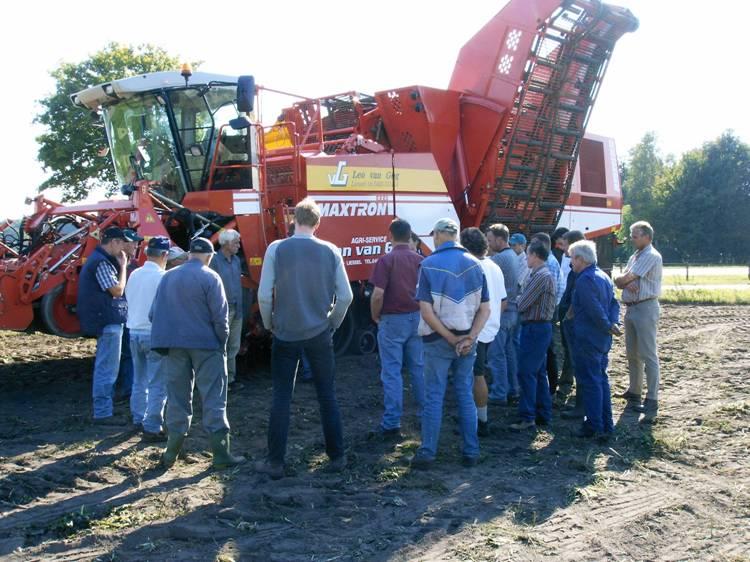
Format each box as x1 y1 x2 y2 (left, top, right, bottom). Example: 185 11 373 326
415 241 489 340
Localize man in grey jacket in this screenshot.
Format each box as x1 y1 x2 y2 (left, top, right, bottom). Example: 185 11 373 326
150 237 245 470
255 197 353 479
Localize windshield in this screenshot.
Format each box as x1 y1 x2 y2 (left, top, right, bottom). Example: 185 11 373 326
168 86 239 190
103 95 186 201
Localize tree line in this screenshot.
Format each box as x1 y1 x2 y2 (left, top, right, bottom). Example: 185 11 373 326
617 131 750 264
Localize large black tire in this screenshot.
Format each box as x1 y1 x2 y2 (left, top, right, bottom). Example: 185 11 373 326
332 310 355 357
40 283 82 338
352 326 378 355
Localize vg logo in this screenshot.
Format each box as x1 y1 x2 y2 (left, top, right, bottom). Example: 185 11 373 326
328 161 349 187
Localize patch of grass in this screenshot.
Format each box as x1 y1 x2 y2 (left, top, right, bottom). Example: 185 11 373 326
714 401 750 417
660 287 750 305
50 506 93 537
641 428 689 456
663 275 749 286
374 465 407 482
90 504 160 531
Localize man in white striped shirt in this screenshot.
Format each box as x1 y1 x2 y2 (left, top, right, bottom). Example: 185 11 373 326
614 221 663 423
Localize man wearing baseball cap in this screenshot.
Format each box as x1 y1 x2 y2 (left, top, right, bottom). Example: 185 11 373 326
77 226 130 423
411 217 490 469
150 237 245 469
114 228 145 405
124 236 170 441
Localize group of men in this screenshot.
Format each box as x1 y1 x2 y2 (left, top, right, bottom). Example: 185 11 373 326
77 227 247 468
76 195 663 475
369 215 663 468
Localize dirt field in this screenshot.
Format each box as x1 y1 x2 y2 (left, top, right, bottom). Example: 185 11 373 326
1 305 748 561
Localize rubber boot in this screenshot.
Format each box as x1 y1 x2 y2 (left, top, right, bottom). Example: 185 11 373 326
210 431 246 470
161 434 186 469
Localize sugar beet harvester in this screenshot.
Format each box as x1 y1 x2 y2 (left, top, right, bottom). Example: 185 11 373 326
0 0 637 355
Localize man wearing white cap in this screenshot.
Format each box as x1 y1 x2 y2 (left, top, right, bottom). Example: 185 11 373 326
411 218 490 470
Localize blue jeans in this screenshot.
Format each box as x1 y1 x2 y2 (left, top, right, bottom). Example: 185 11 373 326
377 312 425 430
92 323 124 419
298 351 313 380
268 329 344 465
489 307 519 400
575 344 614 434
419 338 479 460
115 326 133 398
517 322 553 423
129 331 167 432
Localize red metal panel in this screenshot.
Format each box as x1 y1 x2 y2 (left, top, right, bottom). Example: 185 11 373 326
449 0 561 107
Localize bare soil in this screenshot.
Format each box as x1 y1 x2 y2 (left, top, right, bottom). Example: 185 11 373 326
0 305 748 561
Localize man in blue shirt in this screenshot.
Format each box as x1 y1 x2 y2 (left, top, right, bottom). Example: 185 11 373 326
568 240 621 440
150 237 245 470
558 230 586 421
411 218 490 469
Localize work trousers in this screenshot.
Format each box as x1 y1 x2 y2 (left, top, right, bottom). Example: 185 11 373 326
624 299 661 401
575 344 614 434
163 347 230 436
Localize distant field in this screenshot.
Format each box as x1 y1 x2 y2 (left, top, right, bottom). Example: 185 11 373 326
612 265 750 304
661 265 749 286
661 266 749 304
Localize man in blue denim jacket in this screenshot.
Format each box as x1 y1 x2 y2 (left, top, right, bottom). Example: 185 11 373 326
569 240 621 439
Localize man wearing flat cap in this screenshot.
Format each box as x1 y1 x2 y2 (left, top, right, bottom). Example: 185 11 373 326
411 217 490 470
77 226 130 423
150 237 245 469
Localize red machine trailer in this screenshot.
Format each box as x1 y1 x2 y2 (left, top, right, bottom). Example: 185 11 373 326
0 0 637 354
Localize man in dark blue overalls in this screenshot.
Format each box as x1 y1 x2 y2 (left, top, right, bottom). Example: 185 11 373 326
569 240 621 440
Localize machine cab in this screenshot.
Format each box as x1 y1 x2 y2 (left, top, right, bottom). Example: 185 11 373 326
71 71 259 202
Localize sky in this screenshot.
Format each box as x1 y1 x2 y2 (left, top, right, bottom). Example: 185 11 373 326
2 0 748 219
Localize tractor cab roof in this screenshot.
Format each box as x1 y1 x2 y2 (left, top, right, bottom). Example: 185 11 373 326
71 71 238 110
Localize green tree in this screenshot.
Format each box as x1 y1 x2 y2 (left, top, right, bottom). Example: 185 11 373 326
35 44 189 201
655 131 750 262
615 132 665 258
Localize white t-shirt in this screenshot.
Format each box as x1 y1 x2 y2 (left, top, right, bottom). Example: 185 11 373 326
561 254 571 293
478 258 507 343
125 261 165 331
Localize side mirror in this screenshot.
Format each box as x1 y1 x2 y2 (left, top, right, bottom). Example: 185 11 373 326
237 75 255 113
229 116 251 131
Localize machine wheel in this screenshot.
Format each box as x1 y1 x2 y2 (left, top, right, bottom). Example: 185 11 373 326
40 283 82 338
352 327 378 355
332 310 355 356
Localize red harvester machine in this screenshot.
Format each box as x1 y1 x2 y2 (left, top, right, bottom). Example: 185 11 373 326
0 0 637 354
